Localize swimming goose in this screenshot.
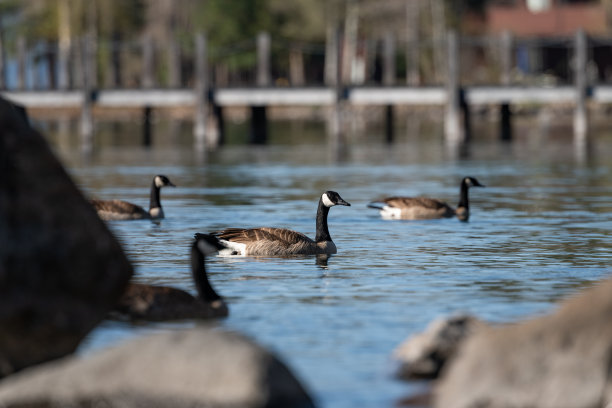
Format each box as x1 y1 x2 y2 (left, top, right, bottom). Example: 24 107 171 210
91 175 175 220
112 233 228 321
210 191 351 256
368 177 485 221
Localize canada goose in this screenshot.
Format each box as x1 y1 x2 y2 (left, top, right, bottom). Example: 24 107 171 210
368 177 485 221
112 233 228 321
91 175 175 220
209 191 351 256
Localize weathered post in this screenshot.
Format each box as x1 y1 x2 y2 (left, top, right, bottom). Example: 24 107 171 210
168 34 181 88
250 32 270 144
500 30 513 141
142 34 154 146
194 32 209 150
328 27 342 141
17 36 26 90
143 106 153 146
383 31 396 143
324 22 338 86
58 0 70 90
444 31 465 143
256 32 271 87
80 35 94 154
574 29 588 143
142 34 155 88
406 0 421 86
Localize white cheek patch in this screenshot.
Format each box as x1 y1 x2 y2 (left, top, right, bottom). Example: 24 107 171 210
154 176 164 188
322 193 335 207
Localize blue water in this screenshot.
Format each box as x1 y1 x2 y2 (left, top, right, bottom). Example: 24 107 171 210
45 121 612 408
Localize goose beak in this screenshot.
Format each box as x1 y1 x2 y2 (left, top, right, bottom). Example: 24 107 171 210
337 198 351 206
168 181 176 187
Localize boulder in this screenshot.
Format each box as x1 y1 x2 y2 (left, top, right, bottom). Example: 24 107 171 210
0 97 133 377
0 328 316 408
435 277 612 408
394 314 485 379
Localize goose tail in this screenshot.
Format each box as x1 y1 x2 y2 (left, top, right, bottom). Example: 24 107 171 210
367 201 385 210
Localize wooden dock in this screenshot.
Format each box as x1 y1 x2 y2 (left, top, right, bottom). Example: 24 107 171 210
0 30 603 149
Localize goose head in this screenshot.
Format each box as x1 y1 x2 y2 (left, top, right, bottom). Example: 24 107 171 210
463 177 485 188
194 233 227 256
154 175 176 188
321 191 351 208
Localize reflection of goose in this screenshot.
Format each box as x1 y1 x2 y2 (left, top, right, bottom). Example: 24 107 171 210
91 175 175 220
210 191 351 256
113 234 228 321
368 177 485 221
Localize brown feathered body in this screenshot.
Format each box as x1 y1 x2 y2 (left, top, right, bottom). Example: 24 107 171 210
376 196 455 220
91 199 152 221
114 283 228 321
215 227 337 256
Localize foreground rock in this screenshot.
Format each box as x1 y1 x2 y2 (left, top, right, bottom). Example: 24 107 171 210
0 328 315 408
0 97 133 377
435 277 612 408
394 314 485 379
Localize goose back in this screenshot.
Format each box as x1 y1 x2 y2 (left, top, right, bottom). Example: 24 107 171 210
91 199 150 221
215 227 334 256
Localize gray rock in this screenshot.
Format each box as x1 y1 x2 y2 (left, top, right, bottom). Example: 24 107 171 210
0 328 316 408
394 314 485 379
0 97 133 377
435 277 612 408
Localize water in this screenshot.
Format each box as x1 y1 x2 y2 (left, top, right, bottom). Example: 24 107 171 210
43 117 612 408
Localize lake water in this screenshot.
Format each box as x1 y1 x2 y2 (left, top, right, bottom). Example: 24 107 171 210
41 114 612 408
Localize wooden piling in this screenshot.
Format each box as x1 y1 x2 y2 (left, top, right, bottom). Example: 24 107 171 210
500 30 513 141
17 36 26 90
168 35 181 87
574 29 588 143
406 0 421 86
444 31 465 143
80 35 94 154
252 32 270 144
328 27 343 140
383 31 395 142
250 106 267 144
257 32 271 87
194 32 208 150
142 35 154 89
143 106 152 146
324 22 338 86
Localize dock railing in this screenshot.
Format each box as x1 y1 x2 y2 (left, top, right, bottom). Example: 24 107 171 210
0 29 608 149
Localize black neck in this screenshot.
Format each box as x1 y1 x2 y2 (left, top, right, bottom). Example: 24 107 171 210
149 180 161 210
190 243 222 302
314 198 332 243
457 181 469 209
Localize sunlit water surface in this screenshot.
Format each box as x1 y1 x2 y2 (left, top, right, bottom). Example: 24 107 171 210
43 118 612 408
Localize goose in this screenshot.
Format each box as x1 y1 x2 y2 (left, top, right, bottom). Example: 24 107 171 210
368 177 485 221
209 191 351 256
91 175 175 220
112 233 228 321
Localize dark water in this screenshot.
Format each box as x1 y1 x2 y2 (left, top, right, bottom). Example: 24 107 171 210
43 116 612 408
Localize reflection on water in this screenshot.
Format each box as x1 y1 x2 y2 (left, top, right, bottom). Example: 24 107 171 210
40 115 612 408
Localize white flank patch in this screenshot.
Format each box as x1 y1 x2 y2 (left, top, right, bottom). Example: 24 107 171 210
380 206 402 220
217 240 247 256
322 193 334 207
149 207 164 219
197 240 218 256
154 176 164 188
